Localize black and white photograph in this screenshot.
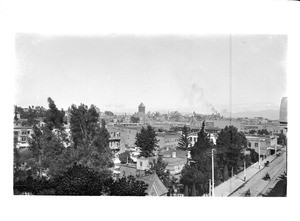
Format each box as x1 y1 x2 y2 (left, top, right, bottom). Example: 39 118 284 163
13 34 287 197
1 1 300 221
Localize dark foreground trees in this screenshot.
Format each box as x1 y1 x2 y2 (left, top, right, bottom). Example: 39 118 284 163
14 163 148 196
180 123 252 196
180 121 214 196
105 175 148 196
14 98 150 196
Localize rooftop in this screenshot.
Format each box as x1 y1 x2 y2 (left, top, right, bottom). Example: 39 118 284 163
138 173 168 196
139 103 145 108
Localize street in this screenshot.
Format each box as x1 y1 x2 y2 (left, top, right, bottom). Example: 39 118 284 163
229 148 286 197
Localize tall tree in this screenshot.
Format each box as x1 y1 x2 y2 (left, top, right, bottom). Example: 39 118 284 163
69 104 113 170
177 125 191 151
215 126 247 176
135 125 158 158
191 183 197 196
148 155 171 187
45 97 65 130
184 185 189 196
27 125 67 179
180 121 214 195
277 131 287 146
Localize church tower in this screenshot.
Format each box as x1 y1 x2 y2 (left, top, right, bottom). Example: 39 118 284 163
138 102 145 115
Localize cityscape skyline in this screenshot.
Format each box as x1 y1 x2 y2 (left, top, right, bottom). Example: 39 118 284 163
15 34 287 118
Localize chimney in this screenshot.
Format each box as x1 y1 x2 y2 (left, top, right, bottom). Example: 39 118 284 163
172 151 176 158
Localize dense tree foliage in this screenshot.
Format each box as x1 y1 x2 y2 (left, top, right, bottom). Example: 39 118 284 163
215 126 248 179
135 125 158 158
119 151 134 164
257 129 270 135
69 104 113 170
14 105 47 126
277 131 287 146
14 98 120 195
44 97 65 130
104 175 148 196
130 116 140 123
180 121 215 195
177 125 191 151
54 163 109 195
14 163 148 196
148 156 171 188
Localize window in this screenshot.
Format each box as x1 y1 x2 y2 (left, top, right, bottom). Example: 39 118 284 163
27 131 30 134
140 161 143 167
21 137 27 142
248 143 251 147
14 131 18 136
255 143 258 147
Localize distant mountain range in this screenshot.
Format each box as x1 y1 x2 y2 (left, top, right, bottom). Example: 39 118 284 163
231 109 280 120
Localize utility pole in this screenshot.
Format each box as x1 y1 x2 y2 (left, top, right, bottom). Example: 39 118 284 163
258 138 261 170
211 148 215 197
209 179 211 197
275 135 277 155
243 158 247 181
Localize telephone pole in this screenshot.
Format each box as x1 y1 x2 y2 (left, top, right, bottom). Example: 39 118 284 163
258 138 261 169
211 148 215 197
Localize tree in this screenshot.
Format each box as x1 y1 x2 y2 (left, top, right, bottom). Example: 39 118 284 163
44 97 65 130
191 183 197 196
135 125 158 158
258 129 269 135
223 164 229 181
177 125 191 151
130 116 140 123
119 151 133 164
27 125 67 179
247 148 259 165
148 155 171 188
105 175 148 196
190 121 212 161
277 131 287 146
180 121 213 195
249 130 256 135
215 126 247 177
184 185 189 196
54 163 110 195
104 111 114 116
69 104 113 170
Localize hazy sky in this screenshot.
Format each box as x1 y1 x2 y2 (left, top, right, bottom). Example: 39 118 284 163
15 34 287 114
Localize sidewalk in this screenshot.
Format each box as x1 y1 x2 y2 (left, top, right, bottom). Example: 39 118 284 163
214 154 277 197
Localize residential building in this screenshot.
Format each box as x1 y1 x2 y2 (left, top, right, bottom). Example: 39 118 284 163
138 174 168 196
187 131 217 147
14 125 34 148
119 160 168 196
246 135 278 158
156 132 181 151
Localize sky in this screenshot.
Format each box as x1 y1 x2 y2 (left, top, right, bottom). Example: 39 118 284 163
15 34 287 115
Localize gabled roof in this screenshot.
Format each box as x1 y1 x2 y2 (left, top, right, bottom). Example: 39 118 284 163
138 174 168 196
